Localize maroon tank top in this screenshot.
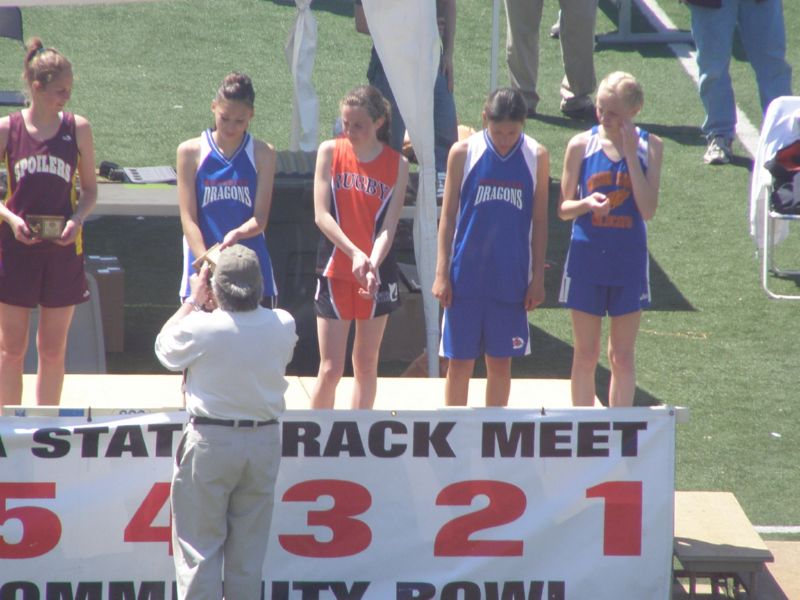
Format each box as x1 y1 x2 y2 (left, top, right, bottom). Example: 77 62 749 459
3 111 79 220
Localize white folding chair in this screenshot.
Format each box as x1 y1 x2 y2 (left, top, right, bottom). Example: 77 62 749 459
24 273 107 374
762 207 800 300
749 96 800 300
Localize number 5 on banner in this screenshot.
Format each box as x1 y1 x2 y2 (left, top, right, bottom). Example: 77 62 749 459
0 482 62 559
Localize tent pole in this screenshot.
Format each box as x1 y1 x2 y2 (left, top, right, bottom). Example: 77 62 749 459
490 0 500 92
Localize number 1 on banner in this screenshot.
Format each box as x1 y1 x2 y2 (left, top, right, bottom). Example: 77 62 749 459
586 481 642 556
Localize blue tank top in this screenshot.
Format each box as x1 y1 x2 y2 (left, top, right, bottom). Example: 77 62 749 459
566 126 649 286
450 130 538 302
180 129 277 298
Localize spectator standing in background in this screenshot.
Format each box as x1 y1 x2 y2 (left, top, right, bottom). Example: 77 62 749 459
683 0 792 165
355 0 458 193
503 0 599 120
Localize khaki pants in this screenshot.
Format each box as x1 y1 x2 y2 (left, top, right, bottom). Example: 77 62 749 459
171 422 281 600
504 0 598 112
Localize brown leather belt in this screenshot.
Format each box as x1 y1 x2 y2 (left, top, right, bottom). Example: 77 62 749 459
190 416 278 428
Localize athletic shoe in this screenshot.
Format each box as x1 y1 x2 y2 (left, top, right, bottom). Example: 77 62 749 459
703 136 732 165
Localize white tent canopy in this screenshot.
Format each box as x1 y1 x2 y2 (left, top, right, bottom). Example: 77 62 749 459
284 0 319 152
361 0 441 376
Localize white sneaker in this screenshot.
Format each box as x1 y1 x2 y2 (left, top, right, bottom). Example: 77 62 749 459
703 136 732 165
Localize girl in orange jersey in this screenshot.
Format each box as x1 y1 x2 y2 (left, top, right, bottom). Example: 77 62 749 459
0 39 97 408
311 86 409 409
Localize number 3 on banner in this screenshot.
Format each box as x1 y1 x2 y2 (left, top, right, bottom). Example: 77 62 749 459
279 479 372 557
0 482 62 559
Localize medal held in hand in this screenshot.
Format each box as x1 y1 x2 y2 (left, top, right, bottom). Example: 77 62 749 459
191 242 222 273
25 214 66 240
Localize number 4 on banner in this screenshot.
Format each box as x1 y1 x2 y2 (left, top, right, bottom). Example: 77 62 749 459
586 481 642 556
124 482 173 555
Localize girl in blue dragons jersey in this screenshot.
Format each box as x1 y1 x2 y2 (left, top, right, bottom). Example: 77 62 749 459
558 72 663 407
434 87 549 407
177 72 278 307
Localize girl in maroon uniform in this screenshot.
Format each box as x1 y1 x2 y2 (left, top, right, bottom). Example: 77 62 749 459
0 38 97 408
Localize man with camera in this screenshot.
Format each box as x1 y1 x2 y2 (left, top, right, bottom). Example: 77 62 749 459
155 244 297 600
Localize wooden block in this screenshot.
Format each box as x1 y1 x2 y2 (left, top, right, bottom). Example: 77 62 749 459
673 491 774 599
763 541 800 600
674 491 773 568
85 256 125 352
293 376 585 410
6 375 589 413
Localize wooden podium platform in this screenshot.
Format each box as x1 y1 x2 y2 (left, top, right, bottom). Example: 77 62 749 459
674 491 775 599
4 374 589 414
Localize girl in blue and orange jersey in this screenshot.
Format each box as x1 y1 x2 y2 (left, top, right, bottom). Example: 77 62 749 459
558 72 664 407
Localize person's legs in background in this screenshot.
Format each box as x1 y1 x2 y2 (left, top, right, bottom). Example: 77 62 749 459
558 0 599 119
736 0 792 113
689 0 738 164
503 0 544 116
367 48 406 152
433 66 459 196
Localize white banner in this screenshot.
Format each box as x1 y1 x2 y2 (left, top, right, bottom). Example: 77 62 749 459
0 408 675 599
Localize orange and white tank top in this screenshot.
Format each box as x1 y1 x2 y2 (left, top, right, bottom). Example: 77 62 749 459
316 137 400 282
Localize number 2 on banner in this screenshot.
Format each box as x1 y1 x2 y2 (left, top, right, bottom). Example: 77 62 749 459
586 481 642 556
434 480 526 557
0 482 62 559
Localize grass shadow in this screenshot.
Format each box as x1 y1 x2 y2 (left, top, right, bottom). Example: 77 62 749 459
636 121 705 148
527 111 597 131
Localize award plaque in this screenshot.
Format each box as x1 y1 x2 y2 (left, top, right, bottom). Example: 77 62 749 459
26 215 66 240
191 242 222 273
